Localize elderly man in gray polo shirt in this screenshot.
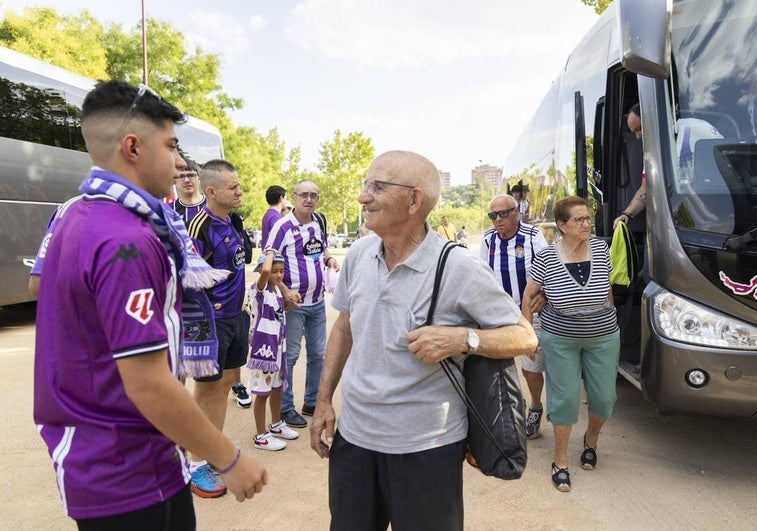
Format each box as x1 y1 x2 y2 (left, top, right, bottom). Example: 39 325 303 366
309 150 537 531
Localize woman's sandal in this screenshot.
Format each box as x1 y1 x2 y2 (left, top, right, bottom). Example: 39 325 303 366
581 433 598 470
551 462 571 492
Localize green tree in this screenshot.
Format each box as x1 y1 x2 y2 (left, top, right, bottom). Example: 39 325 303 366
0 7 109 78
581 0 612 15
316 130 375 233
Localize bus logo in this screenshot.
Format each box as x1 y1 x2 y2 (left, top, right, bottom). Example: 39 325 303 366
719 272 757 299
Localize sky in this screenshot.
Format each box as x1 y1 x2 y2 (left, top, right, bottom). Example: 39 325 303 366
1 0 599 185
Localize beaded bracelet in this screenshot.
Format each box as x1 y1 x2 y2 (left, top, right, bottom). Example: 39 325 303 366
213 447 241 475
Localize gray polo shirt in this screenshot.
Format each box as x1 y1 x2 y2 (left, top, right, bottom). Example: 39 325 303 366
332 223 521 454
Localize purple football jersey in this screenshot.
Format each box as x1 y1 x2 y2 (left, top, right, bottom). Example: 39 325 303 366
190 207 246 318
34 197 189 519
266 213 326 306
260 207 282 250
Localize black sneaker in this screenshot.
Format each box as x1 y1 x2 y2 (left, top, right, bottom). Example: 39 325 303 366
231 383 252 409
281 409 307 428
301 404 315 416
526 407 543 439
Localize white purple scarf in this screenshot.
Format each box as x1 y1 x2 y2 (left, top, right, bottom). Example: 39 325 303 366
80 168 229 377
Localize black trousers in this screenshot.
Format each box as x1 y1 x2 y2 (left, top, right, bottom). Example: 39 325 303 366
76 484 195 531
329 431 466 531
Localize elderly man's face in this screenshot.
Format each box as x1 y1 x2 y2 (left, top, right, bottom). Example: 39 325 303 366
359 159 415 235
489 195 520 240
293 181 319 215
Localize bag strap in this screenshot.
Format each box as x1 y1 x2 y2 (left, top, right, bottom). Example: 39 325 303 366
314 211 327 238
426 242 515 463
424 241 458 325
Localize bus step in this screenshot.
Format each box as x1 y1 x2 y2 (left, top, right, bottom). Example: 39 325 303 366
618 360 642 390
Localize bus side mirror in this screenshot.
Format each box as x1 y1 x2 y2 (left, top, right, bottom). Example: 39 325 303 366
618 0 671 78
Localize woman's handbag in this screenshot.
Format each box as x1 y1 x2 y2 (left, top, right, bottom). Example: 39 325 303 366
426 242 528 480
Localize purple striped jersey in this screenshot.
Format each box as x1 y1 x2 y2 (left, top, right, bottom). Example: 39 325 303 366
266 212 327 306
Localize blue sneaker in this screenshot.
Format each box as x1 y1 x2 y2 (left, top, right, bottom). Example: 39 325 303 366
190 463 227 498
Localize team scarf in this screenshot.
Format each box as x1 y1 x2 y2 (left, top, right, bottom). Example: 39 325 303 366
79 167 229 378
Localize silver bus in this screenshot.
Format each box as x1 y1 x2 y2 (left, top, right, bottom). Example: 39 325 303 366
503 0 756 416
0 46 224 306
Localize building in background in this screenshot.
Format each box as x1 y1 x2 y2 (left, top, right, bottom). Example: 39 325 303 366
439 171 451 190
471 164 502 187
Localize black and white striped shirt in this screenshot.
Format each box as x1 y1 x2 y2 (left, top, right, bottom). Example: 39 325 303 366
530 238 618 338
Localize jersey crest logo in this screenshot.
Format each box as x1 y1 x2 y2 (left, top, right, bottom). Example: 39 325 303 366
125 288 155 324
515 245 525 258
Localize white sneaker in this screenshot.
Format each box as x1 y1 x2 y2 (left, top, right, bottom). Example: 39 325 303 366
253 432 287 451
268 420 300 440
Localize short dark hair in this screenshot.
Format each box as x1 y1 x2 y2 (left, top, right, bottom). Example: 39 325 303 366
554 195 588 223
629 103 640 117
82 80 185 127
266 185 286 206
183 158 201 175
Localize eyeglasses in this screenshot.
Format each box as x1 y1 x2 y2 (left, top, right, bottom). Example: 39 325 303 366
174 173 197 181
487 207 518 220
295 192 320 201
359 179 415 195
128 83 163 116
570 216 593 225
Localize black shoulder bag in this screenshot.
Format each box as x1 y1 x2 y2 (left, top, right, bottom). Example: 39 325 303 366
427 242 528 480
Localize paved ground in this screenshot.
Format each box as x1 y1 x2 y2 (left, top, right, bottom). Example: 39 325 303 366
2 246 757 530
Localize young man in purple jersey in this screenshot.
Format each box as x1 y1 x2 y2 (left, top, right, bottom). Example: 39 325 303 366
186 159 252 497
265 180 340 428
33 80 267 529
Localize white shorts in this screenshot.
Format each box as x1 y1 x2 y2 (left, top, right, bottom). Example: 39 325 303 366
248 369 284 396
521 314 544 373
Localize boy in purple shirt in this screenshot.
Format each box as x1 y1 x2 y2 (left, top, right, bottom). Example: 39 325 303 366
261 185 287 247
34 80 267 528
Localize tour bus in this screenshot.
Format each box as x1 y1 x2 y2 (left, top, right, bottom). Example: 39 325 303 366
0 46 224 307
503 0 756 416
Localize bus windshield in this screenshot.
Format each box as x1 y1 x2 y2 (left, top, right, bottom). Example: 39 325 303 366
669 0 756 237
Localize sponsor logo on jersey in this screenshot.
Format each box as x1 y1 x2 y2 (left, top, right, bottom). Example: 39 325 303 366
125 288 155 324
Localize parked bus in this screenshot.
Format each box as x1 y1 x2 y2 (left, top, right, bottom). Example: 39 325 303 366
0 46 224 307
503 0 756 416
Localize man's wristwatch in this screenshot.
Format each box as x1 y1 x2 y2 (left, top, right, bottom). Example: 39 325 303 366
465 328 480 355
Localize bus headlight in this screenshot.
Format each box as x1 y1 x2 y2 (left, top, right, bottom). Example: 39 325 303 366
651 291 757 350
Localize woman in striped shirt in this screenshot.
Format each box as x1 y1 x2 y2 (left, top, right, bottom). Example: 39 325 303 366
521 196 620 493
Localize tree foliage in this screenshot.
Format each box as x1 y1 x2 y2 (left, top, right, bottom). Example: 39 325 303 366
0 7 109 78
0 5 313 229
316 130 375 233
581 0 612 15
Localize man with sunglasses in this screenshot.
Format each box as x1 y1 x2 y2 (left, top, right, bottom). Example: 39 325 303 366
480 194 548 439
265 180 339 428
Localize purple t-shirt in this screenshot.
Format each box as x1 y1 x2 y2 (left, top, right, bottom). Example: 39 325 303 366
266 212 327 306
260 208 282 251
189 206 246 318
34 198 188 519
31 195 82 276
